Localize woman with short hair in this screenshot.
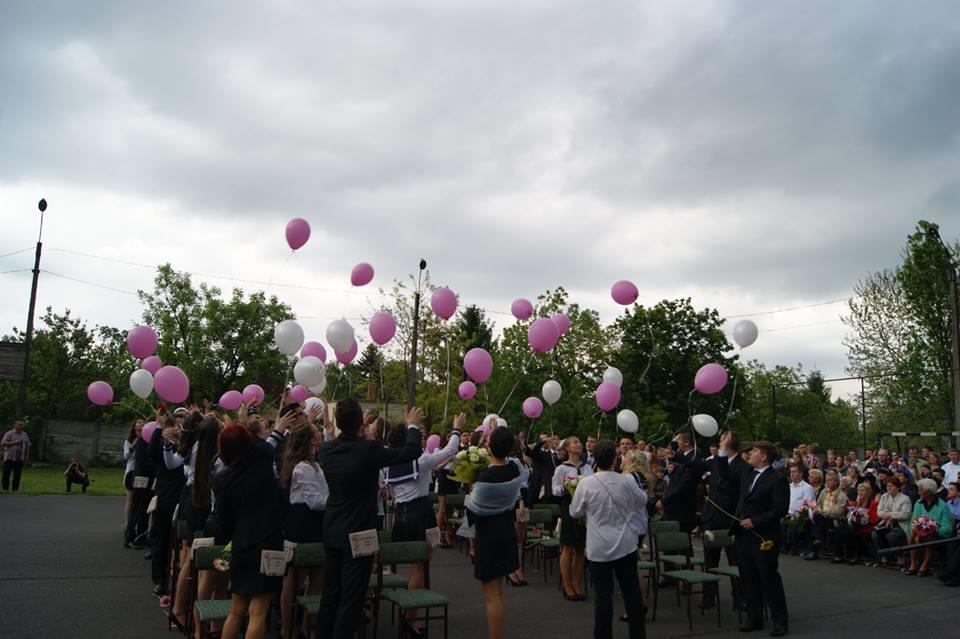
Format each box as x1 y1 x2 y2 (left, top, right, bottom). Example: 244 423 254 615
872 477 912 568
552 436 594 600
905 478 955 577
803 469 846 561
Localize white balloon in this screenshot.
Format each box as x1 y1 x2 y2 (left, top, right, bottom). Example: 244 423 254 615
304 397 326 416
294 356 324 387
496 417 508 429
732 319 758 349
274 320 305 356
616 409 639 433
308 375 327 394
692 413 719 438
542 380 562 405
326 319 355 354
603 367 624 387
129 368 154 400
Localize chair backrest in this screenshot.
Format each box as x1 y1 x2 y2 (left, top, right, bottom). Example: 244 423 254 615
444 494 465 509
193 545 226 571
378 530 393 545
379 541 430 566
702 529 734 550
655 532 692 555
429 493 439 504
294 542 325 568
537 503 561 518
527 509 554 526
649 519 680 536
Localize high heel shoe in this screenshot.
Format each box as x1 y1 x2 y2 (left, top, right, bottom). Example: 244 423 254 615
562 589 578 601
506 574 523 587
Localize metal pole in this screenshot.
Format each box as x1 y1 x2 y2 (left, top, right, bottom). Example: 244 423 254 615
406 259 426 408
948 263 960 433
860 376 867 455
16 198 46 419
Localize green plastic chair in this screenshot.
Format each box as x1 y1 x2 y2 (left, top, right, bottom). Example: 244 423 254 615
292 543 325 620
190 545 231 639
374 542 449 639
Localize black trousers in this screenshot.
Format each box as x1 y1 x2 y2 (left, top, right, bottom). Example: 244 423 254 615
702 543 737 602
592 550 646 639
125 487 151 545
316 546 374 639
735 534 788 629
66 472 89 492
150 488 179 589
2 460 24 491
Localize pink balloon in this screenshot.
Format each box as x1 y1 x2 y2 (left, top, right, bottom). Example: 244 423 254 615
595 382 621 412
242 383 265 407
300 341 327 363
511 298 534 321
430 287 458 321
141 355 163 376
528 318 560 353
336 340 358 365
141 421 158 444
289 385 309 403
285 218 311 251
127 325 158 360
219 390 243 411
369 312 397 346
351 262 375 287
426 434 441 454
694 363 729 395
463 348 493 384
551 313 571 335
474 424 490 435
522 396 544 419
458 380 477 400
154 366 190 404
611 280 639 305
87 381 113 406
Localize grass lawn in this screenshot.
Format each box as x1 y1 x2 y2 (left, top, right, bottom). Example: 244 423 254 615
5 465 127 496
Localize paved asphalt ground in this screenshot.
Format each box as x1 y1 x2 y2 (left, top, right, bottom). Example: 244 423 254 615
1 495 958 639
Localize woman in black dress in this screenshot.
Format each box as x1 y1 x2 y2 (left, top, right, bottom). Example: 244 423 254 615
467 427 524 639
551 436 593 601
215 423 285 639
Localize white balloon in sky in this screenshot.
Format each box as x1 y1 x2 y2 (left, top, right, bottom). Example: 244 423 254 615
732 320 759 349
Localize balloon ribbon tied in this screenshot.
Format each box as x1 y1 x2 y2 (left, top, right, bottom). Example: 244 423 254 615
497 351 536 416
723 363 741 427
704 496 774 551
442 330 451 422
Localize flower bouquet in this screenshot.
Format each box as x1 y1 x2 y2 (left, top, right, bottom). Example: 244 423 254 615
213 542 231 572
451 446 491 484
847 507 870 528
913 516 938 539
565 477 581 499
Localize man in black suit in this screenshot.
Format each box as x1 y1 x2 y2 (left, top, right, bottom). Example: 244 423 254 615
660 429 704 533
731 441 790 636
316 399 423 639
525 433 560 506
700 430 748 609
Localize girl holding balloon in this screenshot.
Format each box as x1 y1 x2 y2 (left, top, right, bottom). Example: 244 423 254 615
552 436 593 600
122 419 144 531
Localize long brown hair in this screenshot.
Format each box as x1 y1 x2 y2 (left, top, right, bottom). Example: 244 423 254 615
127 419 141 444
281 424 318 489
191 416 221 508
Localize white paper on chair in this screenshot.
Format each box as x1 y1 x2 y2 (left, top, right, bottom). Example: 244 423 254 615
260 550 287 576
349 529 379 558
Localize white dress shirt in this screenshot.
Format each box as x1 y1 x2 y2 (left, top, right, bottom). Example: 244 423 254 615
788 480 816 516
290 461 329 511
569 471 648 563
389 432 461 504
941 461 960 486
552 461 594 497
748 465 769 494
123 440 136 475
164 442 198 485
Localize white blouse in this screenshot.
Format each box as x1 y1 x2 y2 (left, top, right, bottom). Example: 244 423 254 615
552 461 594 497
290 461 328 511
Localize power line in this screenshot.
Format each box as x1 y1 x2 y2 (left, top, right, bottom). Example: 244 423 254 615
41 270 139 296
725 297 852 319
0 247 33 260
0 268 31 275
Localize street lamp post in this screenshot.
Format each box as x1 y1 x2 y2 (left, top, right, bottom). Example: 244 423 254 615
16 198 47 419
406 258 427 409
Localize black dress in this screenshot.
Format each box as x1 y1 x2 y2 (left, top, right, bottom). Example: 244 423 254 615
214 438 285 595
468 463 520 582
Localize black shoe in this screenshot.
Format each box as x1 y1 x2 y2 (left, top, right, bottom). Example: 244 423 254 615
769 625 789 637
152 584 165 598
144 551 152 560
738 623 763 632
945 578 960 587
830 557 844 564
801 552 817 561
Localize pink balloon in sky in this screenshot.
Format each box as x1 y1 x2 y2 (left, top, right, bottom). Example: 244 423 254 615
369 312 397 346
300 341 327 363
611 280 639 305
522 396 544 419
694 363 729 395
127 325 158 360
155 366 190 404
458 380 477 400
87 381 113 406
528 318 560 353
463 348 493 384
141 355 162 376
595 382 621 412
285 218 311 251
511 298 534 321
430 287 458 320
551 313 571 335
350 262 375 287
336 339 359 365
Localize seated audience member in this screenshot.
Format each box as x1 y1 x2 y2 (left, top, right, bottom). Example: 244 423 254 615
946 482 960 522
803 469 847 561
784 463 816 555
931 469 948 500
64 457 90 492
807 468 824 499
835 483 879 565
873 477 913 568
839 476 857 501
942 448 960 485
905 478 955 577
897 469 918 504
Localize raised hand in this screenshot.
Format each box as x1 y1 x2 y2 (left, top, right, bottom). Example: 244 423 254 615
404 406 424 426
453 413 467 431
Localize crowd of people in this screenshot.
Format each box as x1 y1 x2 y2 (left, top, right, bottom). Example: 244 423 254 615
112 400 960 639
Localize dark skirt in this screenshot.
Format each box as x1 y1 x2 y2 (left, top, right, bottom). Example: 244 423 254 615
228 539 284 595
474 510 518 582
124 471 135 491
177 484 212 542
284 503 325 544
437 472 462 497
559 495 586 548
392 496 434 543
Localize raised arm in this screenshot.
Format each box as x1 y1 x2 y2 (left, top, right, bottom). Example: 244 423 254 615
418 414 465 471
370 406 425 469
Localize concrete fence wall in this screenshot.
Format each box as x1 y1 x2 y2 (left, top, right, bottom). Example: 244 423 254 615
34 420 131 466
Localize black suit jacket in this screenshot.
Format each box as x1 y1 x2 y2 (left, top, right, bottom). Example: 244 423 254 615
320 426 422 549
148 432 185 500
702 453 747 530
731 467 789 541
214 438 284 552
526 440 557 487
662 448 705 529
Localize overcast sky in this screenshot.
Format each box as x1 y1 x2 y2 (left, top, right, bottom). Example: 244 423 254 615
2 1 959 401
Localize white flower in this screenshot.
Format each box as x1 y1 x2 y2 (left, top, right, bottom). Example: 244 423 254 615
456 451 467 460
469 452 480 463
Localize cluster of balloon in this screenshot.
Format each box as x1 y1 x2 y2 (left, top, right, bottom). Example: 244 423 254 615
300 341 329 393
431 287 458 321
336 340 359 365
295 356 325 387
511 298 533 321
126 325 161 400
285 218 311 251
596 365 623 413
326 319 355 359
460 348 493 400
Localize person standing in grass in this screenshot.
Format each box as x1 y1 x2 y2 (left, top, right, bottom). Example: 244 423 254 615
2 420 31 492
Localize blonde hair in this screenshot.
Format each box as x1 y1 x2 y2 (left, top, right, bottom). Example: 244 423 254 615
621 449 655 487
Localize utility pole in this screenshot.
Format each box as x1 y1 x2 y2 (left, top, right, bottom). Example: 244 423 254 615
860 376 868 455
16 198 47 419
406 258 427 409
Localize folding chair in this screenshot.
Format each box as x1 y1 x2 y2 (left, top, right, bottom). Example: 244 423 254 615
189 545 231 639
376 541 449 639
292 543 325 630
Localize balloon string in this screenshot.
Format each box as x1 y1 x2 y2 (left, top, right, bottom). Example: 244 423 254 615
379 358 387 416
331 367 345 401
596 412 604 440
638 323 656 385
723 357 741 427
442 330 451 422
498 351 536 415
687 389 698 456
114 401 150 419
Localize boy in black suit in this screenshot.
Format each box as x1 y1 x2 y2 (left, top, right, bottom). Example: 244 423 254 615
732 441 790 636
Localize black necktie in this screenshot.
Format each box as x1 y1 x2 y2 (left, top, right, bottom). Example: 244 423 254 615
748 469 761 494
